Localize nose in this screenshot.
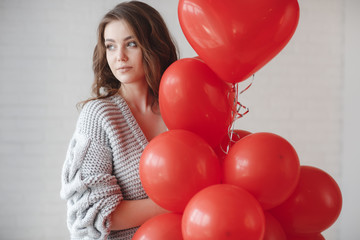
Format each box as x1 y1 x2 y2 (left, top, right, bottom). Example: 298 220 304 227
116 47 128 62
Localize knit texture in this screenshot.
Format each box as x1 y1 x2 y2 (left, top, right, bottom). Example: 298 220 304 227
60 94 149 240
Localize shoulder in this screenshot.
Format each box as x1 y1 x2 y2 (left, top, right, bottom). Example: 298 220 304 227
81 97 116 116
75 95 128 138
75 95 136 138
79 95 127 122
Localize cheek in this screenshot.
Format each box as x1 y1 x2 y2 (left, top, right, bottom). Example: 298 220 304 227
106 53 111 66
106 52 115 68
136 53 145 69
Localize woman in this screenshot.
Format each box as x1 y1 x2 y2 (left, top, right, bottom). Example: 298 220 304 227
60 1 178 239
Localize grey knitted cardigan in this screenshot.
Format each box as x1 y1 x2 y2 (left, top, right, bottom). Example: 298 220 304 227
60 94 149 240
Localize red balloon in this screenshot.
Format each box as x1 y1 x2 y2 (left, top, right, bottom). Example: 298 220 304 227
132 213 183 240
263 212 287 240
270 166 342 235
139 130 221 213
182 184 265 240
178 0 300 84
287 233 325 240
214 129 252 160
223 132 300 209
159 57 234 148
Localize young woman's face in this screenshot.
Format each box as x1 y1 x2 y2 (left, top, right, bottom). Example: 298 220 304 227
104 20 145 86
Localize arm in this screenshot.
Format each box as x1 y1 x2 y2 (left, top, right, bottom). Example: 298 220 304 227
60 132 122 239
110 198 169 230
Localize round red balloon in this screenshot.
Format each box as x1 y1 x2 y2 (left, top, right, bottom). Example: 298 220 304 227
182 184 265 240
270 166 342 235
140 130 221 213
178 0 299 83
132 213 183 240
159 57 234 148
263 212 287 240
223 132 300 209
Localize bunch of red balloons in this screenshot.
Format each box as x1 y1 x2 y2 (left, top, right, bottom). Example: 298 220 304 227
133 0 342 239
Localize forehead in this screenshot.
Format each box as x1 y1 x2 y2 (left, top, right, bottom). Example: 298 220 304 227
104 19 135 40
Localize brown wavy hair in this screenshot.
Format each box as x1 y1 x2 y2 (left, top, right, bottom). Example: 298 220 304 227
79 1 178 108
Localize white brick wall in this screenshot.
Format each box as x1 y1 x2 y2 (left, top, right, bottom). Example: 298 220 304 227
0 0 357 239
340 0 360 239
0 1 108 239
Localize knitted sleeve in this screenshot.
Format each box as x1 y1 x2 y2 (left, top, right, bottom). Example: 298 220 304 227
60 101 123 239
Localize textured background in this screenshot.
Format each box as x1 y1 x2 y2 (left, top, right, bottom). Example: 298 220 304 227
0 0 359 239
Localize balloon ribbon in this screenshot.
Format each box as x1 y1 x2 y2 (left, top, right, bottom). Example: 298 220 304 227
223 75 254 154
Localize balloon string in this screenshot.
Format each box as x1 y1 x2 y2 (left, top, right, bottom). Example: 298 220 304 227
222 75 254 155
231 75 253 122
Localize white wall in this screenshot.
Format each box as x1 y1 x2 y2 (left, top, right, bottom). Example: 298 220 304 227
0 0 357 239
340 0 360 239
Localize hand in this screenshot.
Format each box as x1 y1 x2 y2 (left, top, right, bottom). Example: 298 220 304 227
110 198 169 230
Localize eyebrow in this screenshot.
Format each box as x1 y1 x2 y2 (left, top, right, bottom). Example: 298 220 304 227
104 36 134 43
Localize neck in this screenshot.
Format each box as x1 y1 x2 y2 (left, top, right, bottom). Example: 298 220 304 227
119 82 153 113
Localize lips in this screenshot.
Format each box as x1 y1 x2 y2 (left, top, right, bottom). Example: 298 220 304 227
116 66 132 73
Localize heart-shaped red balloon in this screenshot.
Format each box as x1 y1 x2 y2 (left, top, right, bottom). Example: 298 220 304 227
178 0 300 84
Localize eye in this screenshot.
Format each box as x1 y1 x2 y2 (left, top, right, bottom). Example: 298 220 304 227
105 44 116 51
127 41 137 48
